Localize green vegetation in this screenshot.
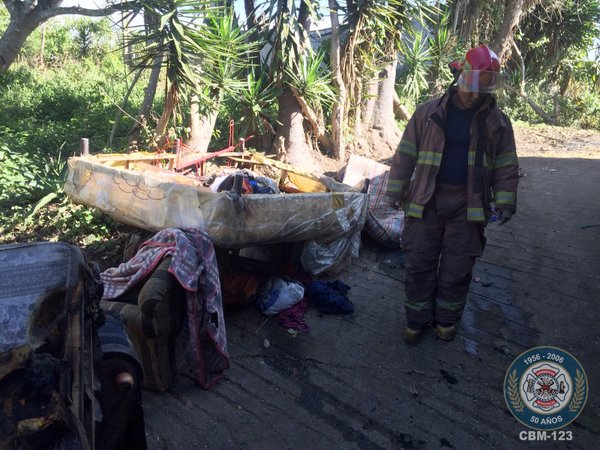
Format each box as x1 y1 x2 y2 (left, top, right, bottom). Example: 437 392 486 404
0 17 136 254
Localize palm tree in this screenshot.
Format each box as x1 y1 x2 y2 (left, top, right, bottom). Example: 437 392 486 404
337 0 421 159
124 0 258 151
259 0 334 172
245 0 420 168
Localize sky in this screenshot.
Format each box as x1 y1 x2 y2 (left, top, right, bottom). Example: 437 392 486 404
62 0 257 17
58 0 598 61
63 0 107 9
60 0 332 29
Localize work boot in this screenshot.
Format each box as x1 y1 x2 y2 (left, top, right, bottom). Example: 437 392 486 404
403 325 424 343
435 323 457 341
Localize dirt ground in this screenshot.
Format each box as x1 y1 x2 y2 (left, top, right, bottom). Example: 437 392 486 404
314 124 600 177
512 124 600 158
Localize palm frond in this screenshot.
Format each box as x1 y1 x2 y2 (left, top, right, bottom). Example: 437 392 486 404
285 49 336 108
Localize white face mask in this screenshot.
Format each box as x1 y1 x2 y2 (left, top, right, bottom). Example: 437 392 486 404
457 70 506 94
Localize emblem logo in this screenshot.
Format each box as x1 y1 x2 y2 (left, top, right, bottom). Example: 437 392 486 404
504 346 588 430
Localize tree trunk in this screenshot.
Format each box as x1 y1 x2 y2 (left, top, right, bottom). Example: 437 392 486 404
128 54 162 149
451 0 465 32
491 0 527 63
356 60 401 159
187 93 220 153
359 79 379 130
370 61 398 127
340 11 364 131
298 0 313 50
273 0 322 172
450 0 475 43
0 10 41 71
243 0 260 75
129 9 161 149
275 88 321 173
290 87 332 152
329 0 346 161
121 7 134 70
153 82 179 150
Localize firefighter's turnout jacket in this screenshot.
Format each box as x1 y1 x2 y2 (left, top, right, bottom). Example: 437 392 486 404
386 87 519 221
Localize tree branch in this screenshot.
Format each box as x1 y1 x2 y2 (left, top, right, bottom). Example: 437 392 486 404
38 2 140 22
511 40 526 95
289 86 333 152
507 40 557 125
505 84 557 126
393 90 410 121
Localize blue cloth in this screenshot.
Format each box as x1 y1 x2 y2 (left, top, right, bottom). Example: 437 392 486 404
437 100 477 186
304 280 354 315
247 179 274 194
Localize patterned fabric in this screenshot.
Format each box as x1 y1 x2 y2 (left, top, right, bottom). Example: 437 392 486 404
101 228 229 389
0 242 101 354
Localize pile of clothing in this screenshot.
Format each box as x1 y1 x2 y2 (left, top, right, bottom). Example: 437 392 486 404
210 169 279 194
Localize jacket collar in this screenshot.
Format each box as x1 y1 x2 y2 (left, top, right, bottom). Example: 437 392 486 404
438 86 496 112
435 87 505 129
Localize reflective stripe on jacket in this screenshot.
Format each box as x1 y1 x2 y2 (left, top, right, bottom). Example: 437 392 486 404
386 88 519 222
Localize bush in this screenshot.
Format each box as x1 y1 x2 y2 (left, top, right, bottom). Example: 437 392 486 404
499 78 600 131
0 61 147 156
0 59 140 253
0 140 120 251
0 200 120 249
0 144 41 207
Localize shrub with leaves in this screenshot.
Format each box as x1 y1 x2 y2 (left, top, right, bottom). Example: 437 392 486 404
221 66 280 146
398 28 431 105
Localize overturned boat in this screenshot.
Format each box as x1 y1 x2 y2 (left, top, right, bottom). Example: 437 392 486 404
64 152 369 273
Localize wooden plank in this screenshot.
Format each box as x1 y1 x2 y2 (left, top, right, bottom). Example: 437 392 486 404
175 136 255 171
93 152 177 162
251 153 356 193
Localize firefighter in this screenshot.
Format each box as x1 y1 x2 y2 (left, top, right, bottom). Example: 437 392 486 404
387 45 519 342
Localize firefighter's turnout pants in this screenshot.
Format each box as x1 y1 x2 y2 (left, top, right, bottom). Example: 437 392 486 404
402 184 486 326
